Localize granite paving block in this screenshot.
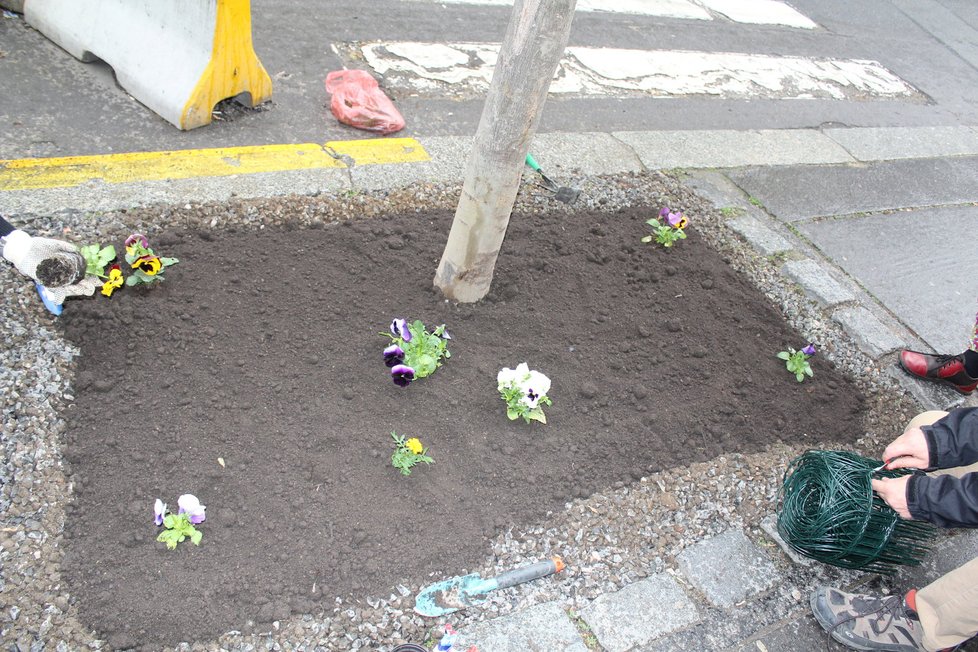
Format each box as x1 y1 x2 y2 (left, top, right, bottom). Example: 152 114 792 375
832 306 903 358
579 573 701 652
760 514 813 567
676 529 779 608
781 259 855 307
453 601 588 652
684 170 753 210
727 215 794 256
727 157 978 221
613 129 854 170
799 205 978 354
825 126 978 161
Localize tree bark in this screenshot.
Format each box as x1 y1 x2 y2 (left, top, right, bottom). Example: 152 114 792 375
434 0 576 302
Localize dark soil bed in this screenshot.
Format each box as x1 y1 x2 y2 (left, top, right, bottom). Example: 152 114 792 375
58 206 865 648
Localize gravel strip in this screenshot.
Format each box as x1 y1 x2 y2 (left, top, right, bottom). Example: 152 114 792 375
0 171 920 651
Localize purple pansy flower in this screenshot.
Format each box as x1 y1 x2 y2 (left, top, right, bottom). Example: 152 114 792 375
177 494 206 524
125 233 150 249
390 318 412 343
802 343 817 356
154 498 167 526
666 211 686 228
384 344 405 367
391 364 415 387
659 206 671 219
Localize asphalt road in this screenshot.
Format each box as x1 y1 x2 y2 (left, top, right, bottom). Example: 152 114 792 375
3 0 978 157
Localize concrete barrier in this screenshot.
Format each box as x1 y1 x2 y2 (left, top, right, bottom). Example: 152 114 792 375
25 0 273 130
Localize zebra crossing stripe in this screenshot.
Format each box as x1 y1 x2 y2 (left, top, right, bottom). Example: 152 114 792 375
360 43 918 101
422 0 816 28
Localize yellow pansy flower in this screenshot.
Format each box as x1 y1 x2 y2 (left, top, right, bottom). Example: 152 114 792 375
101 265 124 297
132 254 162 276
405 438 423 455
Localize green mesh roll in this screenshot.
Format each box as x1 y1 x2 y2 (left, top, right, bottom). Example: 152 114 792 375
776 450 936 574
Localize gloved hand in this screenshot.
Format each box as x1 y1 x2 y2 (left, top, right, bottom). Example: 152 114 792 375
2 230 99 307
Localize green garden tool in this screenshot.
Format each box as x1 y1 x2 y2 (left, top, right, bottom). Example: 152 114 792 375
525 154 581 204
414 557 565 617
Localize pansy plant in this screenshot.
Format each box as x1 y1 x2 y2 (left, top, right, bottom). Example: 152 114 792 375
124 233 179 286
390 431 434 476
79 243 117 278
498 363 553 424
154 493 205 549
81 233 180 296
777 343 816 382
642 207 689 248
382 318 451 386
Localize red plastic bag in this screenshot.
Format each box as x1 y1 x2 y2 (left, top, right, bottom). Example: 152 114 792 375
324 69 405 135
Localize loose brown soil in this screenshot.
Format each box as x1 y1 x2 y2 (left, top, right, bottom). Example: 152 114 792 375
58 206 865 648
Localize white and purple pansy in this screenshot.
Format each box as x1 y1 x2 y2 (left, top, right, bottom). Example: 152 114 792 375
154 498 167 526
177 494 206 524
523 370 552 408
390 318 412 343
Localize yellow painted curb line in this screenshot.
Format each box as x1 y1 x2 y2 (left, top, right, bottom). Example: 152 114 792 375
0 138 430 191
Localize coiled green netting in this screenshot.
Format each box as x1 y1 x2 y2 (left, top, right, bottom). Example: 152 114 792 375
777 451 935 574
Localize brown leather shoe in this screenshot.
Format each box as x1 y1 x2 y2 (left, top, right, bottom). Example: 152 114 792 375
899 350 978 394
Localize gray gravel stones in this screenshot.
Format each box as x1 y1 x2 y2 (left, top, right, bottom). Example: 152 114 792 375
0 171 917 651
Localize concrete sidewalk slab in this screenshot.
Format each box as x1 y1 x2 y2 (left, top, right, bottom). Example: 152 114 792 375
676 529 780 608
578 573 701 652
895 529 978 592
0 168 352 217
529 132 645 176
733 610 851 652
611 129 855 170
453 600 588 652
728 158 978 221
825 126 978 161
798 205 978 353
350 135 470 191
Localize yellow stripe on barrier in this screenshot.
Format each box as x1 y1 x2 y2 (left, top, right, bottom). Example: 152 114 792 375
0 138 431 191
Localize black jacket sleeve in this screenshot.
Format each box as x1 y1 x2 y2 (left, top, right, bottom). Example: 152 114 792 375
0 216 13 237
921 407 978 469
907 472 978 528
906 408 978 528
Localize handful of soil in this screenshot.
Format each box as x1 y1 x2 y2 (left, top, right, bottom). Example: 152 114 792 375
35 251 87 287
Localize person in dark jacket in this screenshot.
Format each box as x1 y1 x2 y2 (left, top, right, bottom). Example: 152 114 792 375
1 215 98 314
810 408 978 651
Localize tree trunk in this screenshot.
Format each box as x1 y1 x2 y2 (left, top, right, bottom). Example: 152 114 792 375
433 0 576 302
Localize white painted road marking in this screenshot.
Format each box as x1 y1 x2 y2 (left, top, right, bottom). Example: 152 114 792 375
360 42 919 101
414 0 817 28
697 0 817 28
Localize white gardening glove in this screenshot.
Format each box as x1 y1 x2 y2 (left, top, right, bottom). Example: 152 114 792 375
2 230 99 309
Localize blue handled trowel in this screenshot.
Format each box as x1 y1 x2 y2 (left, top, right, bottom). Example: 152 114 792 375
414 557 565 617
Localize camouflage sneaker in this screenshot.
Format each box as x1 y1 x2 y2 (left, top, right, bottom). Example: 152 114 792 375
811 586 924 651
